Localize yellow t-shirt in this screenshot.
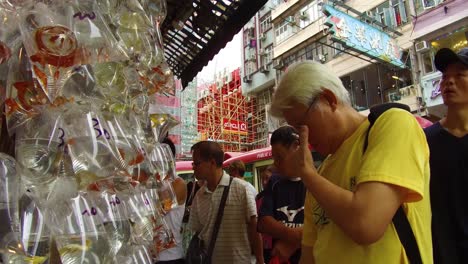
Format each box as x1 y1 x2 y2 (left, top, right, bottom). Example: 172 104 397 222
302 109 433 264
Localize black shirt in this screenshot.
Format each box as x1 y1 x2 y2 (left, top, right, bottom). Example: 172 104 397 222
425 122 468 264
259 177 306 264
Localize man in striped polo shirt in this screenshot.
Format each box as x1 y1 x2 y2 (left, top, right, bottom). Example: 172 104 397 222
189 141 264 264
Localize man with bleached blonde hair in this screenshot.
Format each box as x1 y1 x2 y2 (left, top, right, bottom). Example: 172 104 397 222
228 160 258 196
269 61 433 264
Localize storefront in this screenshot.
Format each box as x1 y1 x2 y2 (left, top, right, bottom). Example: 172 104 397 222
339 57 415 111
412 0 468 118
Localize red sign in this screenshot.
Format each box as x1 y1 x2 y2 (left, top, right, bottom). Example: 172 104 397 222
223 147 272 168
222 118 248 135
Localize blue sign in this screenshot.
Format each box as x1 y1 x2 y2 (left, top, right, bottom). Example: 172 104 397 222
323 4 405 68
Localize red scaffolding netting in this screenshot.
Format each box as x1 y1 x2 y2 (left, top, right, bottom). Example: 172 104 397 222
196 68 269 152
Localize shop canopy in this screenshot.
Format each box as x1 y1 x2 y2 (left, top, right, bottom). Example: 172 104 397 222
162 0 268 88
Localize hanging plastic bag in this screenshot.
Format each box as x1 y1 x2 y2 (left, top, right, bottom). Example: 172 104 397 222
47 191 113 264
149 113 179 143
61 105 128 190
13 191 52 264
0 153 19 251
91 190 132 257
14 106 66 202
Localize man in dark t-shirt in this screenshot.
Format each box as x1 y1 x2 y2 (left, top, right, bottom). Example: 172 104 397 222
258 126 306 264
425 47 468 264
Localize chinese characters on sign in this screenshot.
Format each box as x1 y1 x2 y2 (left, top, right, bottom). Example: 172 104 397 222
323 4 405 69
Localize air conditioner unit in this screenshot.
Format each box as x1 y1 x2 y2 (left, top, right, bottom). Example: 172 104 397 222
415 41 430 52
287 16 296 25
300 11 309 21
259 33 266 41
243 75 252 83
273 59 283 70
317 54 326 63
260 64 270 73
250 54 256 61
259 49 265 55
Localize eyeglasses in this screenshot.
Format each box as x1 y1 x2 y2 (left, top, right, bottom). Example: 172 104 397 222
298 96 318 127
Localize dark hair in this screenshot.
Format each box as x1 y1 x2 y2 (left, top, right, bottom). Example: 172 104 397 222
162 137 176 158
191 141 224 167
229 160 245 176
270 125 299 147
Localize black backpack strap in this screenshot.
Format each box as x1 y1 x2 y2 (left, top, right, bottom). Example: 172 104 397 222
393 206 423 264
207 177 234 262
363 103 411 153
363 103 422 264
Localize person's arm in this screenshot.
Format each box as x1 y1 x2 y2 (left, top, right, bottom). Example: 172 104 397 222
171 177 187 205
271 233 302 262
258 216 302 245
303 177 405 245
299 245 315 264
248 216 264 264
281 125 416 245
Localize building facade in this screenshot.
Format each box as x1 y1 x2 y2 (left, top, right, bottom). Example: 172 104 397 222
196 68 259 152
179 79 198 159
411 0 468 118
241 0 468 142
242 0 284 149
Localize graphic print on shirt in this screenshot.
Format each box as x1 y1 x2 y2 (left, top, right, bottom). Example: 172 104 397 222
313 204 330 226
276 206 305 222
261 179 307 230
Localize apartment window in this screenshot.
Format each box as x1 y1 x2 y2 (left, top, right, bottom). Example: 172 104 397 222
283 52 297 68
421 51 434 74
275 20 296 44
262 45 273 65
391 0 407 26
333 42 344 57
244 27 255 46
245 61 256 76
372 0 408 28
305 47 314 60
422 0 439 9
260 14 272 33
415 0 443 14
299 1 322 28
304 38 328 62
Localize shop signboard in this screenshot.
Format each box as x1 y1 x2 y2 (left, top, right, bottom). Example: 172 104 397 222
222 118 248 135
323 4 405 68
421 71 444 107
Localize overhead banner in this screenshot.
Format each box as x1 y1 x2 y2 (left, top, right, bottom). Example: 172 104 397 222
222 118 248 135
323 4 405 68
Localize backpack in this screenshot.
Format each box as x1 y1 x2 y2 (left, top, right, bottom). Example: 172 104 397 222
364 103 422 264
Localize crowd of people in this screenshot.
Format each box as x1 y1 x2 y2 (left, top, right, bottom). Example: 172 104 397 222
163 47 468 264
